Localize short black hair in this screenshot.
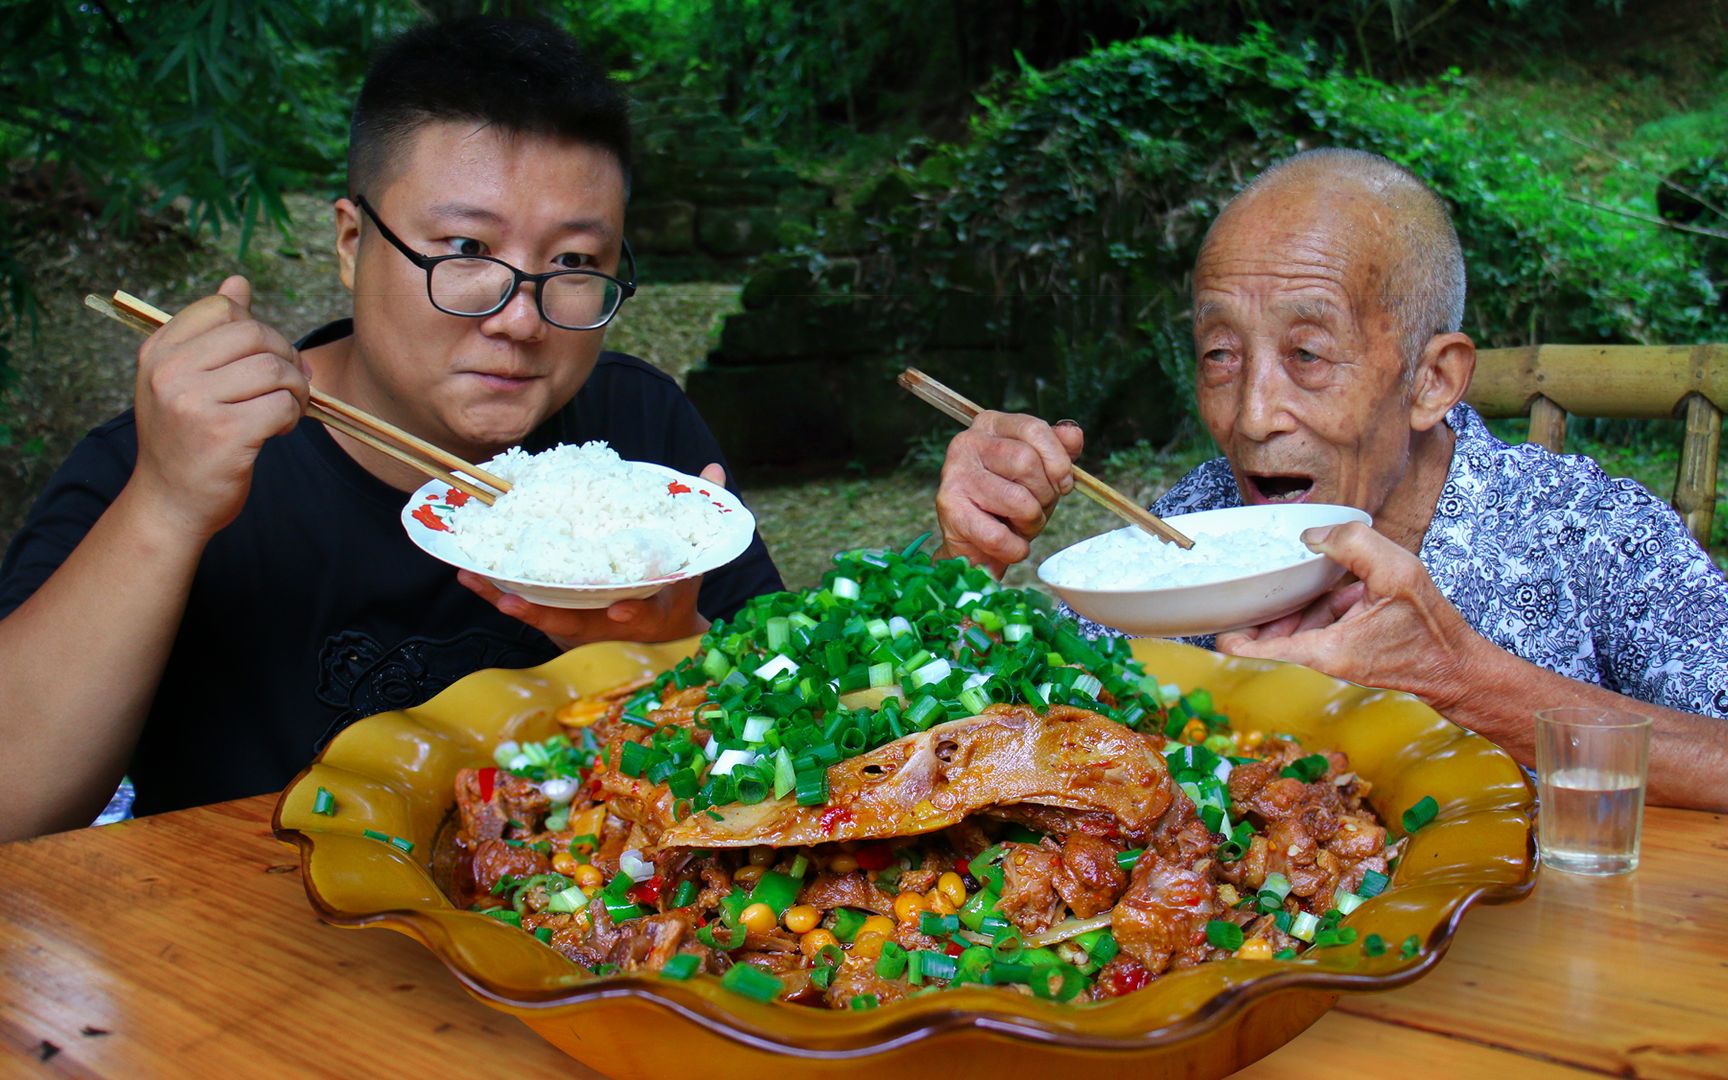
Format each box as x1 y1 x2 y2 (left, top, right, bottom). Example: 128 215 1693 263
347 16 631 200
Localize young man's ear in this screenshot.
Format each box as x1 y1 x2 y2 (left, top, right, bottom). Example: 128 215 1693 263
333 197 362 292
1409 332 1475 432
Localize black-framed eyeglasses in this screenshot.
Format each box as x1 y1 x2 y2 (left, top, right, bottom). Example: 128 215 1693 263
355 194 636 331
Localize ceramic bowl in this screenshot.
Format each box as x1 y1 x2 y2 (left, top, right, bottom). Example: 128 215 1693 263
274 636 1534 1080
1038 504 1373 637
400 463 756 609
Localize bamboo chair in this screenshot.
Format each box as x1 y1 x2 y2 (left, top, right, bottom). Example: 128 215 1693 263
1465 344 1726 550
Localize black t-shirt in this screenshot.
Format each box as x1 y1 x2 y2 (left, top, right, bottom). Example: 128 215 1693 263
0 321 782 816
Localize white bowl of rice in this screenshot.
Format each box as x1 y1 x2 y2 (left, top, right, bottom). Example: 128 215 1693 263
401 442 757 609
1036 503 1371 637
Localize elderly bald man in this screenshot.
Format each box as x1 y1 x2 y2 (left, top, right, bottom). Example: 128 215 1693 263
935 147 1728 812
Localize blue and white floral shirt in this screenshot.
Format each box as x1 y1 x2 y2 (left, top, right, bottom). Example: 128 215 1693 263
1069 403 1728 719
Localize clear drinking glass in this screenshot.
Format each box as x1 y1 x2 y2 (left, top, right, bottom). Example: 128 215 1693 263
1534 706 1652 876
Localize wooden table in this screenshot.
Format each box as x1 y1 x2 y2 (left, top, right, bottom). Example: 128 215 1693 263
2 797 1724 1079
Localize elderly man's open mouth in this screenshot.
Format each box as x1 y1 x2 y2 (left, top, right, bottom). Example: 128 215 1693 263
1245 473 1315 504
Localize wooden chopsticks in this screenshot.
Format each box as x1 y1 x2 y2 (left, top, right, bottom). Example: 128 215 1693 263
85 290 511 506
897 367 1195 549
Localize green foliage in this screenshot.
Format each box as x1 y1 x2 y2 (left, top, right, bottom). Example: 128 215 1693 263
1 1 402 244
807 30 1726 443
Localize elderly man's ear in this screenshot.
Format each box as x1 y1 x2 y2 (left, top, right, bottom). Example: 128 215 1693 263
1408 332 1475 432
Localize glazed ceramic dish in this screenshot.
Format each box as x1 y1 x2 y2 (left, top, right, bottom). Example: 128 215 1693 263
1039 505 1372 637
274 637 1534 1079
400 464 757 609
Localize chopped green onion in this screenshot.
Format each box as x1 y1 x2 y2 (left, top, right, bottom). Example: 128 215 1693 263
697 922 747 950
671 879 699 908
748 870 801 916
1362 933 1388 957
1279 754 1330 782
1116 848 1144 874
1029 962 1086 1002
983 960 1033 985
534 926 554 944
312 787 336 816
362 828 389 843
1289 911 1320 943
1401 934 1421 959
1273 947 1298 960
850 994 879 1011
660 954 701 980
875 941 908 979
389 836 415 854
967 844 1004 882
480 908 522 928
957 889 999 932
1402 795 1440 834
1205 920 1245 950
545 887 587 914
795 768 828 806
912 949 958 983
720 963 783 1002
1358 869 1391 898
1334 890 1366 916
832 907 868 943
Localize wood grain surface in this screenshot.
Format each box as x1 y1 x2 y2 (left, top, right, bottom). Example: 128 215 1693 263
2 798 1723 1078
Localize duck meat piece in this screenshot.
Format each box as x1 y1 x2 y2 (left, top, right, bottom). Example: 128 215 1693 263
822 954 912 1009
1111 850 1218 976
996 842 1064 934
454 767 549 842
609 911 697 971
797 871 895 916
1052 833 1127 918
655 704 1173 850
469 837 549 894
977 804 1124 843
1149 794 1217 867
1261 817 1342 902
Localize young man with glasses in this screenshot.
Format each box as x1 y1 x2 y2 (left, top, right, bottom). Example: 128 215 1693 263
0 17 783 840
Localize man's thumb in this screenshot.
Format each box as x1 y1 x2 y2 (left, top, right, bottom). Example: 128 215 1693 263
217 275 252 312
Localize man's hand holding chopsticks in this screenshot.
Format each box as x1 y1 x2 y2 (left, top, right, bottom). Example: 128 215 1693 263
934 411 1084 576
130 275 310 540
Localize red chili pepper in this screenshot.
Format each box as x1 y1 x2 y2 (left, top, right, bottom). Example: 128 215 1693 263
1101 959 1151 996
944 940 964 956
411 504 450 532
443 488 471 506
667 480 692 495
627 875 664 905
476 766 497 803
854 844 892 872
954 858 972 879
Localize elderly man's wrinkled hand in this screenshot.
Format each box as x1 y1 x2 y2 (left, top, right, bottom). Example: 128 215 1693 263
934 411 1084 577
1215 521 1485 711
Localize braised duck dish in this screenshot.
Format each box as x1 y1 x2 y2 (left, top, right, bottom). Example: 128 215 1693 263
449 543 1408 1006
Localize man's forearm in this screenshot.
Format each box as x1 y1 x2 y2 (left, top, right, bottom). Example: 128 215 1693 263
1439 641 1728 813
0 483 204 841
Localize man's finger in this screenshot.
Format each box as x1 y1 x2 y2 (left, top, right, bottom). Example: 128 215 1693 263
978 412 1076 496
698 462 726 487
1301 521 1406 585
217 275 252 311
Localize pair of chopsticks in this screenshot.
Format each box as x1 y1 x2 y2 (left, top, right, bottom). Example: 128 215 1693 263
898 367 1195 549
85 291 512 506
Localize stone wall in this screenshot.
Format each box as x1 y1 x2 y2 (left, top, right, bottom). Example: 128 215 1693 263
629 94 830 282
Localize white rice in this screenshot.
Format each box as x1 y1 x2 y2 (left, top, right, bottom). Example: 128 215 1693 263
1044 523 1315 591
444 441 716 584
